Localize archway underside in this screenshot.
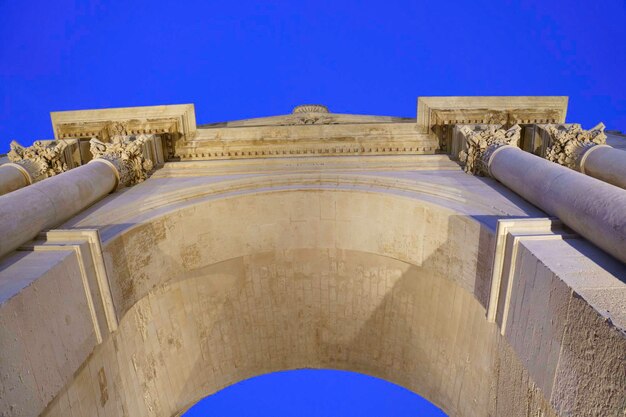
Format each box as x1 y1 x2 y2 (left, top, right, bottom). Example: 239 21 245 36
39 188 565 417
43 247 557 417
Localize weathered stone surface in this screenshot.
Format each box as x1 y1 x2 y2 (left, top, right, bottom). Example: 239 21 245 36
0 162 118 259
8 140 69 182
544 123 606 170
456 124 521 175
487 145 626 264
1 98 624 417
0 164 30 196
90 135 155 186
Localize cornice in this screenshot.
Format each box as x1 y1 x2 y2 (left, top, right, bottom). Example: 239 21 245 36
417 96 568 130
175 122 437 160
49 105 195 159
417 96 568 151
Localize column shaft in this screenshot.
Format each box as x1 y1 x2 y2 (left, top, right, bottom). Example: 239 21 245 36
0 164 31 196
489 146 626 263
581 145 626 190
0 161 117 259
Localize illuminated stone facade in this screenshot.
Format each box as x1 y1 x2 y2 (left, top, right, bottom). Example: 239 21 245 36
0 97 625 417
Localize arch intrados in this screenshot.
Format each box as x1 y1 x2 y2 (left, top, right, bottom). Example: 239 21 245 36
100 187 499 318
106 246 493 417
42 185 547 417
67 172 530 240
54 186 524 417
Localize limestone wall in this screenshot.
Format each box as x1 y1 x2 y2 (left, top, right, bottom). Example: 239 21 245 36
1 170 624 417
0 249 103 415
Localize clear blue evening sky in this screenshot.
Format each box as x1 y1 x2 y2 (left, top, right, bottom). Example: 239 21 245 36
0 0 625 153
184 370 447 417
0 0 624 414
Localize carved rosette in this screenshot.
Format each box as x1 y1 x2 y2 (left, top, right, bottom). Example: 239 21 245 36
292 104 329 114
544 123 606 170
458 125 521 176
90 135 155 186
286 104 336 125
7 140 69 182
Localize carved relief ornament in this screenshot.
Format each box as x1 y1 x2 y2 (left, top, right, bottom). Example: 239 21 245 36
89 134 155 186
458 125 521 176
544 123 606 170
7 140 69 183
105 121 130 139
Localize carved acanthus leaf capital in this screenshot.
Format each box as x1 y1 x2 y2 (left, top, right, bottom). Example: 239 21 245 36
7 140 69 182
90 135 155 186
458 125 521 176
545 123 606 170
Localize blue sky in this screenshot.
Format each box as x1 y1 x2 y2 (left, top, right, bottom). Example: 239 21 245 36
1 0 625 153
0 1 624 414
184 370 447 417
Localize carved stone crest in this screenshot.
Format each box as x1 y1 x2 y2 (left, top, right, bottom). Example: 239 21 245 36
90 135 155 186
544 123 606 170
292 115 336 125
106 121 130 140
285 104 336 125
482 111 509 125
458 125 521 176
7 140 69 182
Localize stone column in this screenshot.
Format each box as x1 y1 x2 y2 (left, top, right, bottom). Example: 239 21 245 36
0 163 31 195
541 123 626 190
0 140 70 196
458 125 626 264
0 135 156 259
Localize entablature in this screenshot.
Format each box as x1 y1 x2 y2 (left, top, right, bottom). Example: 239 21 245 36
176 122 437 160
20 97 574 164
50 104 196 162
417 96 568 151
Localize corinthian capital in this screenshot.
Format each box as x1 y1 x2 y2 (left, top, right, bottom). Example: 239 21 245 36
544 123 606 170
90 135 155 186
7 140 69 183
458 125 521 176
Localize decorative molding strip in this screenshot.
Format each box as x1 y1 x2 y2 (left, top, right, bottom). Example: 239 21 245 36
176 144 438 160
176 122 436 160
42 229 118 332
19 229 119 341
486 218 574 335
19 243 104 343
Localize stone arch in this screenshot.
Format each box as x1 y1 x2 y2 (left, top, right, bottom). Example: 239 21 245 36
42 184 559 417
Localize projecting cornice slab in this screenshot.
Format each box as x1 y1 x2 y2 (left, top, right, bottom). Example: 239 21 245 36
417 96 568 151
177 122 437 160
417 96 568 130
49 104 196 162
51 104 196 140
